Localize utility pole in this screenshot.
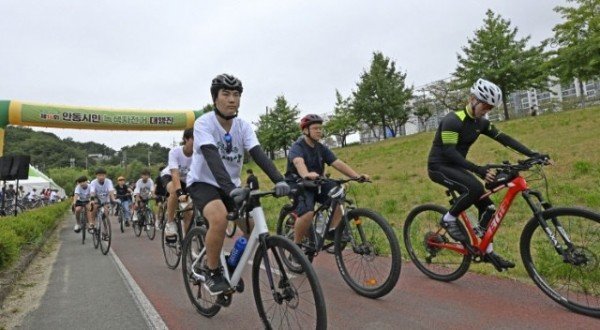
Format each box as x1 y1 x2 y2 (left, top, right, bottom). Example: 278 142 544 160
147 149 151 167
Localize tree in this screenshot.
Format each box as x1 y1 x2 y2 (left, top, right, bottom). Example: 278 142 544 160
324 90 359 147
411 95 434 132
550 0 600 107
422 80 469 111
353 52 413 140
270 96 300 157
454 9 550 120
254 110 278 159
200 103 213 114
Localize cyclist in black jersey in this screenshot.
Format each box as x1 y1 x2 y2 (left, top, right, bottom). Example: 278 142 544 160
427 78 544 269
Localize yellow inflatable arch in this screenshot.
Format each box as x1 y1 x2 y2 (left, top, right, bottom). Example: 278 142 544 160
0 100 204 156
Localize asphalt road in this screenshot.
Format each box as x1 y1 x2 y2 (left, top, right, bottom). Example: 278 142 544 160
21 215 600 329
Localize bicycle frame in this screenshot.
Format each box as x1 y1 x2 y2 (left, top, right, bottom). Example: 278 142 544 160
191 203 271 288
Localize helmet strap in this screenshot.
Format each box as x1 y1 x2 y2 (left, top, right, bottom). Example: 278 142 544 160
214 107 238 120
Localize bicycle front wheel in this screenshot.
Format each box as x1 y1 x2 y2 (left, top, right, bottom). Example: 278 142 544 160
334 208 401 298
252 235 327 330
133 216 142 237
93 221 100 249
119 211 125 233
403 204 470 282
181 226 221 317
145 210 156 240
162 220 181 269
100 214 112 255
521 207 600 318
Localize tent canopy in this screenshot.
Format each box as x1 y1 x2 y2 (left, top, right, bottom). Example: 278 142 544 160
6 165 65 197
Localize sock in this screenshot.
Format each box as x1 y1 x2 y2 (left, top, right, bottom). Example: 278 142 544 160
443 212 457 222
486 242 494 254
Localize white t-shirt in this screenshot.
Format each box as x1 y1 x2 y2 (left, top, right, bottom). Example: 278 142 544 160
90 178 115 203
187 112 259 188
160 146 192 183
74 184 91 201
134 178 154 199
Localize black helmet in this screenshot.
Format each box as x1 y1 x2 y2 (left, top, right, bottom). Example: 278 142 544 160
210 74 243 101
95 168 107 175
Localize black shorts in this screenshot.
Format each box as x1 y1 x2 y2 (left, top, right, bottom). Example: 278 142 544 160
161 174 187 192
187 182 235 215
75 200 90 207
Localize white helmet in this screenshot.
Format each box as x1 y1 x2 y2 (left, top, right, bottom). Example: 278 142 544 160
470 78 502 107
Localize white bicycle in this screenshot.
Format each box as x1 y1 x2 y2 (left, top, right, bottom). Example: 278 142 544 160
181 187 327 329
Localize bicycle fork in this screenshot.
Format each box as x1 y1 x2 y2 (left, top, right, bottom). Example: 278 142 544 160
522 190 579 263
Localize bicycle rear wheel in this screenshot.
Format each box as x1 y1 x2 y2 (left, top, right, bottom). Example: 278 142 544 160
521 207 600 318
181 226 221 317
403 204 470 282
276 208 316 274
100 214 112 255
162 219 181 269
119 210 125 233
334 208 401 298
252 235 327 329
145 210 156 240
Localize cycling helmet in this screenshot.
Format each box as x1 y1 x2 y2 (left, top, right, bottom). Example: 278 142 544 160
300 114 324 130
210 74 243 101
470 78 502 107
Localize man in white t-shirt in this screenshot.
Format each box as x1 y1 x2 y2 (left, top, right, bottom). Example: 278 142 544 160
72 176 93 232
161 128 194 237
89 168 117 231
187 74 290 294
132 168 154 223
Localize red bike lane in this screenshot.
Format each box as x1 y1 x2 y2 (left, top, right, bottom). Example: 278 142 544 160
110 223 598 329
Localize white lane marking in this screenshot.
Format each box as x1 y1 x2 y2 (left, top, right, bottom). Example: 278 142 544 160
109 249 168 330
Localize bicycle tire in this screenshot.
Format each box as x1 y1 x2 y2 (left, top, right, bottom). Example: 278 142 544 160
181 226 221 317
225 221 237 238
252 235 327 329
520 207 600 318
93 217 100 249
334 208 401 298
133 214 142 237
403 204 471 282
162 219 181 269
119 210 125 233
100 214 112 255
146 210 156 240
79 211 86 244
276 208 315 274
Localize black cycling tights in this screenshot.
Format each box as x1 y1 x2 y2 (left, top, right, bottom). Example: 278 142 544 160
428 164 493 217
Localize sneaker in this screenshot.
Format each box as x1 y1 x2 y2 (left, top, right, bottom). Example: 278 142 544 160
73 224 81 233
165 222 177 237
439 218 468 243
484 252 515 271
204 267 229 295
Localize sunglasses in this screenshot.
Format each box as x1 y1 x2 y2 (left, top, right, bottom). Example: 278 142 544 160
224 133 233 153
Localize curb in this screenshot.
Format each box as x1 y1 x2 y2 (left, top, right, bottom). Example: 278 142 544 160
0 212 69 307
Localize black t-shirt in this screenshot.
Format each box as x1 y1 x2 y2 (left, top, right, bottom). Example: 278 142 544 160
246 174 259 190
154 175 167 196
115 185 132 201
285 138 337 179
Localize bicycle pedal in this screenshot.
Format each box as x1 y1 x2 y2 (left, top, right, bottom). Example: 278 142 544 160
216 293 233 307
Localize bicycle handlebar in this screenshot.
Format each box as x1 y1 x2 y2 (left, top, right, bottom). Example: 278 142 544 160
485 155 552 172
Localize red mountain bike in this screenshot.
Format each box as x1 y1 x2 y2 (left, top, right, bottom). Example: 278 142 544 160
404 156 600 318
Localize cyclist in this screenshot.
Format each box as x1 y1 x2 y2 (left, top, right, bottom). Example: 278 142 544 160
285 114 369 248
72 176 92 232
161 128 194 238
132 169 154 225
90 168 118 231
153 166 167 226
115 176 133 226
428 78 544 269
187 73 290 295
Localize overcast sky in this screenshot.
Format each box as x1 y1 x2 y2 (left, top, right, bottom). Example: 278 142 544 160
0 0 567 150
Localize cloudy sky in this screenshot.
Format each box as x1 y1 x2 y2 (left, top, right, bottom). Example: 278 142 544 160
0 0 567 150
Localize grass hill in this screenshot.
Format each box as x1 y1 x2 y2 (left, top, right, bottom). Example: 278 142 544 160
251 106 600 279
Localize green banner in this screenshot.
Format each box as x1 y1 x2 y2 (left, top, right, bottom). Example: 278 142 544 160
19 104 189 130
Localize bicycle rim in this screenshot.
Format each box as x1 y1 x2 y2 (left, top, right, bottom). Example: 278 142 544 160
100 215 111 255
146 211 156 240
276 210 313 274
403 204 470 282
162 221 181 269
334 208 401 298
521 207 600 317
181 226 220 317
252 235 326 330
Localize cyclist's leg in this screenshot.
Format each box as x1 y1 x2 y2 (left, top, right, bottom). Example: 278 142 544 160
166 181 178 224
294 189 316 244
122 200 132 221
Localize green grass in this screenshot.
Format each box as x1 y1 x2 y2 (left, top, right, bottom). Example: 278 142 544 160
246 106 600 281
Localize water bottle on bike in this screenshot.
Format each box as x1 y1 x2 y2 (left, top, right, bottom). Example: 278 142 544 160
227 236 247 269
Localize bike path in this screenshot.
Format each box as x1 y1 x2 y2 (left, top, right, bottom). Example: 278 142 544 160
109 217 599 329
21 220 150 330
